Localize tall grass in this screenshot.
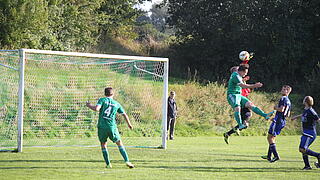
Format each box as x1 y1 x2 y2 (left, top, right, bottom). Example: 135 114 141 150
170 81 301 136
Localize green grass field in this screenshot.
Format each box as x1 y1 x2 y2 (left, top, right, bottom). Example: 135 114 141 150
1 136 319 179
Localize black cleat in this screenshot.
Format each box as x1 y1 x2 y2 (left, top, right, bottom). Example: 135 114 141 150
261 155 271 161
270 156 280 163
314 162 320 168
302 166 312 170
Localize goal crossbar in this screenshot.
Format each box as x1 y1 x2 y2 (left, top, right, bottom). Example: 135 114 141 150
22 49 169 62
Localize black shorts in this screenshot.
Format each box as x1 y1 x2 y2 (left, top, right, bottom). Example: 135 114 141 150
241 107 251 121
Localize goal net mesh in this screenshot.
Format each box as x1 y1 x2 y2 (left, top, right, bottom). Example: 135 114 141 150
0 50 167 150
0 51 19 150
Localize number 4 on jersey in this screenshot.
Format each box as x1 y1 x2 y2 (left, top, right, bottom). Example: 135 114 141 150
104 106 112 118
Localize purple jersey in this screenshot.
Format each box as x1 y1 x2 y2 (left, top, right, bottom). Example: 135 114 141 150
274 96 291 121
299 107 319 149
301 107 319 131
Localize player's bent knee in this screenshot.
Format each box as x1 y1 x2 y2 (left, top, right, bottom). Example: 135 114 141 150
234 106 241 112
245 102 254 108
100 142 107 147
267 134 275 143
299 148 306 153
246 112 252 118
115 140 123 146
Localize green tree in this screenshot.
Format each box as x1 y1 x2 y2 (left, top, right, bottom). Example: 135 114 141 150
166 0 320 97
0 0 49 49
0 0 149 50
46 0 104 50
98 0 146 40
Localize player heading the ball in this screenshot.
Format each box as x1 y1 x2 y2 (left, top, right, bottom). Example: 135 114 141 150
227 64 274 130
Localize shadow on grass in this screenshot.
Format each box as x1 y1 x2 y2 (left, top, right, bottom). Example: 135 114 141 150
0 159 101 163
131 157 301 163
0 159 315 173
144 165 319 173
0 166 88 170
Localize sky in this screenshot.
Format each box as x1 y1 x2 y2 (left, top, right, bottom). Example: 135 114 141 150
135 0 163 11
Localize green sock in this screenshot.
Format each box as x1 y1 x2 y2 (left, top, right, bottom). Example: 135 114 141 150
118 146 129 162
252 106 267 117
234 111 242 126
101 148 110 165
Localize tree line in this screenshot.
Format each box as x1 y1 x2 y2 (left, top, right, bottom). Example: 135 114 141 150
163 0 320 107
0 0 147 51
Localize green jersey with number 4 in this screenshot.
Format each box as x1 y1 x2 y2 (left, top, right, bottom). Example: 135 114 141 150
96 97 125 128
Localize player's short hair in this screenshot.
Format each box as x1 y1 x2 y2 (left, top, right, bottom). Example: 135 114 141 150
229 66 239 73
238 64 249 72
282 85 292 93
105 87 114 96
304 96 314 106
170 91 175 95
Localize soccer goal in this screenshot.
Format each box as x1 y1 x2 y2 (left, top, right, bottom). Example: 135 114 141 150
0 49 169 152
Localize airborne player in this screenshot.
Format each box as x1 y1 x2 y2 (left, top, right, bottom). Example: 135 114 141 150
225 51 274 143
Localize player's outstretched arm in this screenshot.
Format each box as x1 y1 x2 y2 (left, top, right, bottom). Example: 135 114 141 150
274 105 285 112
291 114 302 120
239 82 263 89
86 101 101 111
122 113 133 129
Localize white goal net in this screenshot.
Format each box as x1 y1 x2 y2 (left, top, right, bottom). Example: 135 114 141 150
0 49 169 152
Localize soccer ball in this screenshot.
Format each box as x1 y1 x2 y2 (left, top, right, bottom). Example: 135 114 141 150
239 51 250 61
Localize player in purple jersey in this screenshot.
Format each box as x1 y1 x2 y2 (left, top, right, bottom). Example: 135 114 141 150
292 96 320 170
261 85 292 162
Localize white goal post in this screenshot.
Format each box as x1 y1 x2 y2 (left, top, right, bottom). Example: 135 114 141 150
0 49 169 152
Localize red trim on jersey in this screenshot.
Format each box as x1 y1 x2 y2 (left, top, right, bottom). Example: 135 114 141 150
240 60 249 64
241 88 251 97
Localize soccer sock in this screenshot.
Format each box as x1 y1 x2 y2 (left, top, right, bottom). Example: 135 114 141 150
251 106 267 117
227 125 238 136
267 145 272 159
270 143 279 158
118 146 129 162
101 148 110 165
227 129 235 136
305 149 320 157
302 154 310 167
234 112 242 126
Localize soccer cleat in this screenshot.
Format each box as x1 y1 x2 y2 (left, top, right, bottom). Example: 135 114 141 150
302 166 312 170
265 111 275 120
261 155 271 161
314 162 320 168
270 156 280 163
106 164 112 168
223 133 229 144
126 161 135 168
